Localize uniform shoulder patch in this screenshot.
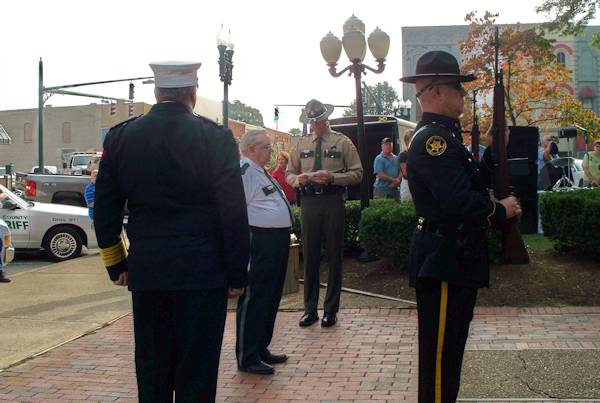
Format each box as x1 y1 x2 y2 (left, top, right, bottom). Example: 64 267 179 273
240 162 250 175
425 135 447 156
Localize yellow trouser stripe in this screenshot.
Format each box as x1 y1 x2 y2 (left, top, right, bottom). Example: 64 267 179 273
99 239 128 267
435 281 449 403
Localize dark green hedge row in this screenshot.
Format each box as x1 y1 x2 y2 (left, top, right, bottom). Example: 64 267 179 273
540 188 600 258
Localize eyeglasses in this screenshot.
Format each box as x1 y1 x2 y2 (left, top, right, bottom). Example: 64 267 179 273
257 143 272 150
415 78 465 98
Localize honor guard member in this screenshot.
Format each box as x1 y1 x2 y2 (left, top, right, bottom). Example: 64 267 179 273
236 130 293 375
94 61 249 403
400 51 522 403
286 99 363 328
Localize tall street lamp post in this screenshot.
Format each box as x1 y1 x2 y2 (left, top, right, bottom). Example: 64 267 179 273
217 26 234 129
320 15 390 209
393 98 412 120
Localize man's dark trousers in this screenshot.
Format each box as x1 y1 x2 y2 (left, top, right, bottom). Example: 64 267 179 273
236 226 290 367
132 288 227 403
416 278 478 403
301 194 345 315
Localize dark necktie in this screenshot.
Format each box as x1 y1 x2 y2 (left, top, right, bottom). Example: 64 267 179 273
313 137 323 171
264 168 293 225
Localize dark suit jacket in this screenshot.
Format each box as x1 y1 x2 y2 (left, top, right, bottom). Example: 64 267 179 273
95 102 249 291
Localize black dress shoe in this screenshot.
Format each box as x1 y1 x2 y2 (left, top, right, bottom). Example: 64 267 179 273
238 361 274 375
0 273 10 283
299 312 319 327
321 313 337 327
262 352 288 365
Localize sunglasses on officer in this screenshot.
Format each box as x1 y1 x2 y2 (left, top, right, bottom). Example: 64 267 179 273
416 78 465 98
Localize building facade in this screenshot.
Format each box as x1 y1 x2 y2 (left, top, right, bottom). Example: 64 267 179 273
401 24 600 142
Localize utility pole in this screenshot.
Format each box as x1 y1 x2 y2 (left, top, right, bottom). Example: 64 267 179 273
36 58 151 171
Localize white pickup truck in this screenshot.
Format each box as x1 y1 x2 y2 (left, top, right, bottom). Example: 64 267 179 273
0 184 97 261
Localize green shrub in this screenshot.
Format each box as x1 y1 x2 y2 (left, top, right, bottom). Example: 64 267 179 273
540 188 600 258
359 201 417 269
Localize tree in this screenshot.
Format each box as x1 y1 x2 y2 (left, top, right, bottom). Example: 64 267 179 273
536 0 600 48
460 11 574 131
343 81 399 116
557 93 600 141
289 128 302 136
228 100 264 127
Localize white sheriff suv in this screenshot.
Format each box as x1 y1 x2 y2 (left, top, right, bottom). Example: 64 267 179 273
0 184 97 261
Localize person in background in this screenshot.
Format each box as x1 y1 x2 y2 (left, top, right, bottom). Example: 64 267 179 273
583 139 600 187
271 151 296 204
287 99 363 328
537 135 558 189
0 190 9 283
373 137 401 200
236 130 292 376
398 130 413 202
84 169 98 220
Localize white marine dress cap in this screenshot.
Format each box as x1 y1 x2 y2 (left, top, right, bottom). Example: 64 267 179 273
149 61 202 88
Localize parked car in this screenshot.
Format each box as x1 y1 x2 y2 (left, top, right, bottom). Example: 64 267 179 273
0 218 15 267
0 184 97 261
550 157 591 187
14 172 91 207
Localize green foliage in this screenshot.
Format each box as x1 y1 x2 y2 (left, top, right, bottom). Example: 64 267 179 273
229 100 264 127
536 0 600 49
522 234 556 252
343 81 399 117
539 188 600 258
289 128 302 136
359 200 417 269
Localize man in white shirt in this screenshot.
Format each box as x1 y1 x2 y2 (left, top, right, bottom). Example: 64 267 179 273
236 129 293 375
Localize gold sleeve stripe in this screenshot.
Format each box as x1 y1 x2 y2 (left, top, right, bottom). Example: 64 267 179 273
435 281 449 403
100 239 128 268
486 201 497 227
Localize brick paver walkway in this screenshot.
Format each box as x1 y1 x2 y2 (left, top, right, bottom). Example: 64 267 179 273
1 307 599 402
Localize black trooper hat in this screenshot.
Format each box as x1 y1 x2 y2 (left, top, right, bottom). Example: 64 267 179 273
399 51 476 84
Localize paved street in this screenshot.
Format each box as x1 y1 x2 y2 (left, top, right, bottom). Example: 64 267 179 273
0 308 599 402
0 255 599 402
4 248 98 277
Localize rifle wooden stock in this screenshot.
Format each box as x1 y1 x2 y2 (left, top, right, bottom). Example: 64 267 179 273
491 26 529 265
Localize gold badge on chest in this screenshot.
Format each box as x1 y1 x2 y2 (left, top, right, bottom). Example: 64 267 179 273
426 136 447 156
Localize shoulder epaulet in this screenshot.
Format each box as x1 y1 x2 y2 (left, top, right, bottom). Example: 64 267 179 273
240 162 250 175
108 114 142 133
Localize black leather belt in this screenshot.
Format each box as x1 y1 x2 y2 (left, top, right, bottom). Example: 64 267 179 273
300 184 345 196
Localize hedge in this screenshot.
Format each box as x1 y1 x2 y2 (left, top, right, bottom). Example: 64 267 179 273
359 200 417 269
539 188 600 258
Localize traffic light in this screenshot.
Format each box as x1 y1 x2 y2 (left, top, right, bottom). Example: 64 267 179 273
274 107 279 121
110 103 117 116
129 82 135 100
128 103 134 117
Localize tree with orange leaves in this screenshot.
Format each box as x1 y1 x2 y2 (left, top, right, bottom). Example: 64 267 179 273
459 11 575 132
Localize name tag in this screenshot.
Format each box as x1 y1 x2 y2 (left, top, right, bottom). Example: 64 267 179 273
324 150 341 159
300 150 314 159
262 185 277 196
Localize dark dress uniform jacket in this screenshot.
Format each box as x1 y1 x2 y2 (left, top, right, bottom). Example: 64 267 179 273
95 102 249 291
407 112 506 289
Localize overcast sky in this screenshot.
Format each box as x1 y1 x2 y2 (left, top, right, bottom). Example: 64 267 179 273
2 0 597 132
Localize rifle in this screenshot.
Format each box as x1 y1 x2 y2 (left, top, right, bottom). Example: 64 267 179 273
471 90 480 161
491 26 529 264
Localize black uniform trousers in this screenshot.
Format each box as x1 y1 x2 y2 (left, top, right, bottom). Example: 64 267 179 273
236 226 290 367
131 288 227 403
416 278 478 403
300 194 345 315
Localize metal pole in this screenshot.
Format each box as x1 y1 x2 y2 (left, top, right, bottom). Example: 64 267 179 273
353 64 369 209
223 81 229 129
38 58 44 172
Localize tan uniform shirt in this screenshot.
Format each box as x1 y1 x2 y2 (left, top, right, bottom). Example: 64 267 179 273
286 129 363 187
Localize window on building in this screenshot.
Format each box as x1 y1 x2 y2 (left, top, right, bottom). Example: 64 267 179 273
556 51 566 66
62 122 72 144
582 98 593 110
24 123 33 143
